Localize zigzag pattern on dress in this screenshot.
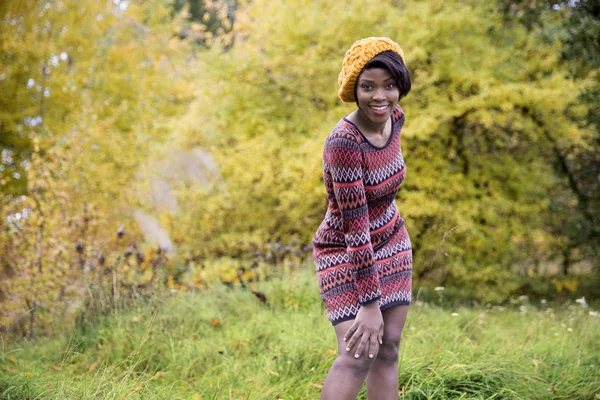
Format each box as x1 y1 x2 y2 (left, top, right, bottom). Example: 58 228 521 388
313 105 413 325
322 282 356 298
381 272 412 300
344 216 370 229
328 123 363 141
366 176 407 200
371 193 397 207
334 186 367 209
314 251 348 272
357 289 382 305
349 247 375 263
369 204 397 230
323 215 343 232
379 253 413 273
381 269 412 284
328 303 360 323
363 155 406 186
325 165 363 183
381 290 412 305
319 268 355 293
342 204 368 220
375 226 412 254
345 231 371 248
376 239 412 260
313 228 344 248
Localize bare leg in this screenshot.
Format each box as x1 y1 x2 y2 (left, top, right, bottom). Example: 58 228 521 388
365 305 409 400
320 319 378 400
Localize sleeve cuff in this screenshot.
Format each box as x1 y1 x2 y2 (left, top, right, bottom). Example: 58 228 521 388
359 294 381 306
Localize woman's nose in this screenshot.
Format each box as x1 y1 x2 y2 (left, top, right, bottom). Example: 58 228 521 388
372 88 386 100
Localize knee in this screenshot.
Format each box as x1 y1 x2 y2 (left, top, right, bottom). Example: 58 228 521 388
333 352 376 377
377 340 400 365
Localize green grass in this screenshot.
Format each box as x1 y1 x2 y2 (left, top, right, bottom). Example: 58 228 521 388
1 269 598 400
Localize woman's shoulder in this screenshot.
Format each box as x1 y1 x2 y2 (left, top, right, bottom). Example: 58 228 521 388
392 105 406 137
326 117 363 147
392 105 405 125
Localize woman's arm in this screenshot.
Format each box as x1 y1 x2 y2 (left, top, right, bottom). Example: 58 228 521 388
324 135 384 358
324 136 381 305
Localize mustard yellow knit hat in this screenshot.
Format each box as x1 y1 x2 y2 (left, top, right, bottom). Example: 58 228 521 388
338 37 405 103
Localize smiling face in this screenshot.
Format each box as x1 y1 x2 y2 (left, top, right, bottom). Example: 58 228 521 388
355 67 400 127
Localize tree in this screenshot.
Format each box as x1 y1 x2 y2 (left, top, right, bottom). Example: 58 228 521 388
170 0 594 300
0 0 194 337
500 0 600 270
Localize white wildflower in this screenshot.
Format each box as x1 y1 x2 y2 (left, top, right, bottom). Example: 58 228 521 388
435 287 445 291
451 313 458 316
49 54 59 67
575 297 588 308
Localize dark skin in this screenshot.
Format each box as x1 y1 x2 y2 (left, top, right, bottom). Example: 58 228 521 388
321 67 407 399
344 67 400 356
347 67 399 147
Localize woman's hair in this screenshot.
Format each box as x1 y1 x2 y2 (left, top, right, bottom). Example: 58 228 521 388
354 50 411 102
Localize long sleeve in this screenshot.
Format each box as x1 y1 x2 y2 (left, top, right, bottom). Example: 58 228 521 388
323 136 381 305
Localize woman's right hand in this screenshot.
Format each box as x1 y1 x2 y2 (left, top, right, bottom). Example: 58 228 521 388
343 302 384 359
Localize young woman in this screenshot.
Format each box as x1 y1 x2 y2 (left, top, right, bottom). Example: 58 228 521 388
312 37 412 399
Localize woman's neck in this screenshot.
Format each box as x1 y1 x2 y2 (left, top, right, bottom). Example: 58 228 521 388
351 109 388 136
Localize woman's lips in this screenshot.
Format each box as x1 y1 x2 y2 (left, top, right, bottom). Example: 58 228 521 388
369 104 390 115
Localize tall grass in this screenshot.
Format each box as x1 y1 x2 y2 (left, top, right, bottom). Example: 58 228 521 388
1 267 598 399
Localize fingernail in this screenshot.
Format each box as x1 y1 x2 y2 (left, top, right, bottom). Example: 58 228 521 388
343 338 346 341
354 354 359 358
346 347 350 351
369 353 374 358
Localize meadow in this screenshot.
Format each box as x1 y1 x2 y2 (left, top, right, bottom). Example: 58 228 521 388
1 1 598 398
1 268 598 400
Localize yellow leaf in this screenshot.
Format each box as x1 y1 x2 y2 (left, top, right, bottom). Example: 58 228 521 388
322 349 336 358
88 362 98 373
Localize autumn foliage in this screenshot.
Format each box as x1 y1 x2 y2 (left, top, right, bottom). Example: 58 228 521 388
1 0 598 338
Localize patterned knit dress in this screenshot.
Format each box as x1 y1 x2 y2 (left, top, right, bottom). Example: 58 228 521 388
312 105 412 325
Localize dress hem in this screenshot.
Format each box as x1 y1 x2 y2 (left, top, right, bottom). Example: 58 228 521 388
330 299 411 326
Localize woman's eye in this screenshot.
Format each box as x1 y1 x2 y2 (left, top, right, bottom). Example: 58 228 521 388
362 85 372 90
387 83 396 89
